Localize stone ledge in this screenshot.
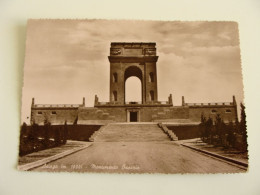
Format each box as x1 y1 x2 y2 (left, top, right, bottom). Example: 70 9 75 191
108 56 158 63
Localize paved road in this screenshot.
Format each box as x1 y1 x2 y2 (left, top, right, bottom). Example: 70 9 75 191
33 142 245 174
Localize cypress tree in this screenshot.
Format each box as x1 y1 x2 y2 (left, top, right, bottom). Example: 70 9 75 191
240 103 248 152
63 121 68 144
44 119 50 147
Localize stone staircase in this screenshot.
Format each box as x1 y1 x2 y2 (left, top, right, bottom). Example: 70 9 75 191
158 123 178 141
89 123 171 142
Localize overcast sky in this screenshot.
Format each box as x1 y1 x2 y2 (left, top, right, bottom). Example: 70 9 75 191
21 20 244 123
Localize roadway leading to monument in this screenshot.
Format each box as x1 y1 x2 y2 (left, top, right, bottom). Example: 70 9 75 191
32 142 245 173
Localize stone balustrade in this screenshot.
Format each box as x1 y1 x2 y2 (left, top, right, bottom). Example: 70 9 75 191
34 104 81 108
95 101 171 106
185 102 233 107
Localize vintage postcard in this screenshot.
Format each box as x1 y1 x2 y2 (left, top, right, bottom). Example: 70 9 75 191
18 19 248 173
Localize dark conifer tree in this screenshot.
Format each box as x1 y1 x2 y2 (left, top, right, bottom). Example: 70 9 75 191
55 127 61 146
20 122 27 142
199 114 207 141
19 122 27 156
43 119 50 147
63 120 68 144
205 117 213 143
227 121 235 148
240 103 248 152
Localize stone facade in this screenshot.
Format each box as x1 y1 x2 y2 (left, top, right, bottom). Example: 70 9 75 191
30 42 238 125
30 97 85 125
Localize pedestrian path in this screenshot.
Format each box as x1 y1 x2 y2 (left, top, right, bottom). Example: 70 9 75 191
18 141 91 170
177 138 248 167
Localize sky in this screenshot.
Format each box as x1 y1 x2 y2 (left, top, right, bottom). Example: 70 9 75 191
21 20 244 123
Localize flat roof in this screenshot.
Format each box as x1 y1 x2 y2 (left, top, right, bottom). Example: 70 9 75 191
111 42 156 45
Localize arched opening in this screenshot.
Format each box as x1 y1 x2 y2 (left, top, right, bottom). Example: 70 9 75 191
149 72 154 82
125 77 142 103
149 90 154 101
124 66 143 103
113 91 117 101
113 73 118 83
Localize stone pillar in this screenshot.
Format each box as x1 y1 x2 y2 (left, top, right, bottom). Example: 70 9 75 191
94 95 99 105
168 94 173 105
31 97 35 108
83 97 85 106
182 96 185 106
233 95 237 105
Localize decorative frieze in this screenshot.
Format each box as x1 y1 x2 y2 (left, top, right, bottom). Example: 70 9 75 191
110 48 121 55
144 48 156 56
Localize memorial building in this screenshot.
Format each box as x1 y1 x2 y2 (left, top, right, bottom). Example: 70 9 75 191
31 42 238 125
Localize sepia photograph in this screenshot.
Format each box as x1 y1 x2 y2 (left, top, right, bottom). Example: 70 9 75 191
18 19 248 174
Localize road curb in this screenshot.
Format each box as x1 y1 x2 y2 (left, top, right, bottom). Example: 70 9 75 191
17 144 92 171
181 143 248 168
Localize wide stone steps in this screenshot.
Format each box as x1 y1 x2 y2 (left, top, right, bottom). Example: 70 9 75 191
92 123 171 142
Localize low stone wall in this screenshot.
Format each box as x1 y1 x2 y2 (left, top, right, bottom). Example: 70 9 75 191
78 107 126 122
31 103 238 124
23 125 101 141
167 125 200 140
78 106 189 123
188 106 237 123
31 108 78 125
67 125 101 141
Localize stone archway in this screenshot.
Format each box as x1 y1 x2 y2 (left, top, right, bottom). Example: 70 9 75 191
125 77 142 103
124 66 143 103
108 42 159 104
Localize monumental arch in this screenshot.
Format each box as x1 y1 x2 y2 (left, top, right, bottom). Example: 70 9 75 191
109 42 158 104
30 42 238 125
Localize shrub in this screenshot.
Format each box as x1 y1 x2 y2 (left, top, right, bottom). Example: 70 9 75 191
54 127 61 146
63 121 68 144
43 119 51 147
